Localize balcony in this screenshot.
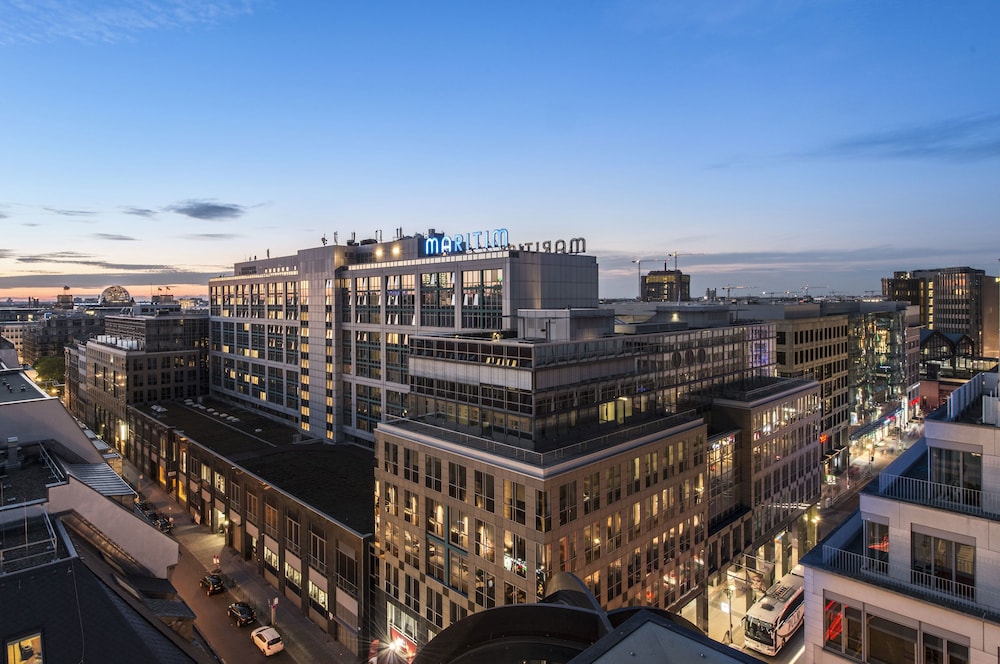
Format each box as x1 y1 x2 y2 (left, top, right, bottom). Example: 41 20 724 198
820 544 1000 620
875 472 1000 520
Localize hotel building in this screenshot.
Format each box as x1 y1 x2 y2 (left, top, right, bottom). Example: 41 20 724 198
207 229 596 448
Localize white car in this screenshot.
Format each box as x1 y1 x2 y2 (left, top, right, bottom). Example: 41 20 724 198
251 625 284 656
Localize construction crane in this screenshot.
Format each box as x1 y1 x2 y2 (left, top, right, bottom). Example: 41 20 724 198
801 285 829 297
667 251 706 304
721 285 757 300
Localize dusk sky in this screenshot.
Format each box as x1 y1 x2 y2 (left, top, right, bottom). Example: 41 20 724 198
2 1 998 302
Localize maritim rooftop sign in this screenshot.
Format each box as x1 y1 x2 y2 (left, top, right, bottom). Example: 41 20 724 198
422 228 586 256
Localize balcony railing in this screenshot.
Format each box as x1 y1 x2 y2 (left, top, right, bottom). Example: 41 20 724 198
821 545 1000 619
876 473 1000 519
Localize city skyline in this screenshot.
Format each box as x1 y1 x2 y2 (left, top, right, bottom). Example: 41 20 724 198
2 1 999 302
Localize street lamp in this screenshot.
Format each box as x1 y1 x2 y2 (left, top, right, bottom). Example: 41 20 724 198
724 582 736 644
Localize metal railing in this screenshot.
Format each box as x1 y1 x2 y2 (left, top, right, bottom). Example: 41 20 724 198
876 473 1000 519
821 545 1000 618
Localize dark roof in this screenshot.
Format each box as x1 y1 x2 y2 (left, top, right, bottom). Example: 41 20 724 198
240 444 375 535
138 398 374 534
0 555 207 664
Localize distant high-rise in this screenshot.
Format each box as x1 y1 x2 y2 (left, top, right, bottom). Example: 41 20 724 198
642 269 691 303
882 266 998 358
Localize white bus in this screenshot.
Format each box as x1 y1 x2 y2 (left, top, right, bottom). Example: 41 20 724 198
741 564 805 656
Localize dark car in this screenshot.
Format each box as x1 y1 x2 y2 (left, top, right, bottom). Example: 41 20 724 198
228 601 257 627
199 574 225 596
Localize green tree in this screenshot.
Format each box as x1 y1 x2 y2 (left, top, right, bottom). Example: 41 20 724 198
33 356 65 383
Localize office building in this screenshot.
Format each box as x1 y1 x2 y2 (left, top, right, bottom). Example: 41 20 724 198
642 269 691 303
373 308 822 652
65 300 210 447
883 266 999 358
208 228 596 447
801 369 1000 663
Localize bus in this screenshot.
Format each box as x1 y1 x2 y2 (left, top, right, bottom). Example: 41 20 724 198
741 564 805 656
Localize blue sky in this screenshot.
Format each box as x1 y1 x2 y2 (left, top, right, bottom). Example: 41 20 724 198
1 0 998 301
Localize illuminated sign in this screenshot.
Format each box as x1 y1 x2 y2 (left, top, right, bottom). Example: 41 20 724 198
424 228 509 256
423 228 587 256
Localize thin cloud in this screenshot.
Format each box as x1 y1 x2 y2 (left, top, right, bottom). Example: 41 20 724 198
17 251 175 272
0 1 260 46
93 233 138 241
0 272 225 290
44 207 95 216
180 233 242 240
21 222 41 227
166 199 247 220
815 114 1000 162
123 207 157 217
0 211 7 219
0 249 12 259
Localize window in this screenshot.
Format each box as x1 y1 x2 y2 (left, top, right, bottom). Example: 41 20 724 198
504 480 526 525
286 515 300 555
558 481 577 526
911 531 975 599
403 490 418 525
405 574 420 612
264 501 278 539
426 540 446 582
309 530 326 573
308 580 328 614
867 614 916 664
583 472 600 514
450 508 469 550
474 471 494 512
426 587 443 628
504 530 526 578
448 462 467 501
425 455 442 492
404 529 421 569
404 449 419 483
535 489 551 532
383 442 399 474
475 519 495 562
504 581 526 605
584 523 601 564
923 632 969 664
285 562 302 594
449 550 469 595
263 545 278 574
606 465 621 505
476 568 496 608
337 547 358 598
6 632 43 664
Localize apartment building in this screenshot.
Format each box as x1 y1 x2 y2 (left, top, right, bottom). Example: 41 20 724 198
801 370 1000 663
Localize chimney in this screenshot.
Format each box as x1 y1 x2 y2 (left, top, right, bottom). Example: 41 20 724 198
6 436 21 472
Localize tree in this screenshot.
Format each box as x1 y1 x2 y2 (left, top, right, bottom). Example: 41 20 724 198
33 356 65 383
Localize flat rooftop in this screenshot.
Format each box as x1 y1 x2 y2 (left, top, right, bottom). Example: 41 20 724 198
136 398 374 536
0 369 49 404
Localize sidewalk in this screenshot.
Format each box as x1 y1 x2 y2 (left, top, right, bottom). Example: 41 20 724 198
133 467 360 664
820 424 922 514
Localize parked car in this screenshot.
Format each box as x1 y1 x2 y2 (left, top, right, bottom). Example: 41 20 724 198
199 574 225 596
251 625 284 656
227 601 256 627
